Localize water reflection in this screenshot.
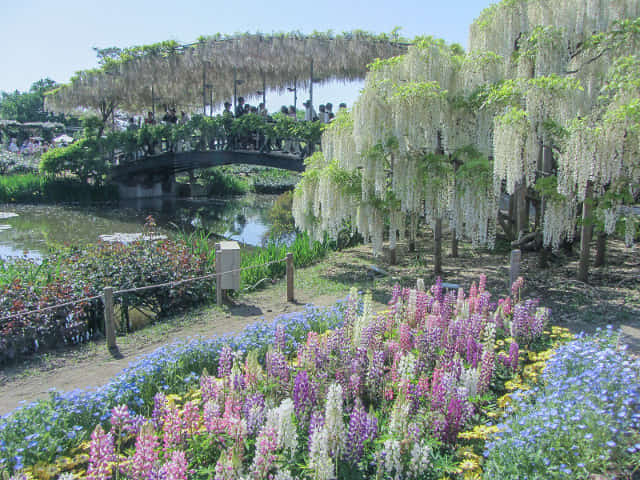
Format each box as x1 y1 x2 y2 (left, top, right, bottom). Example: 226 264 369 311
0 194 278 259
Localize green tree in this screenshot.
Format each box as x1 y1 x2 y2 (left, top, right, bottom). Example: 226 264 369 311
0 78 58 122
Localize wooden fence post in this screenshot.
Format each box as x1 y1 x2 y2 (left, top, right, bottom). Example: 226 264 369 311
103 287 117 352
509 249 521 290
215 243 222 306
286 252 294 302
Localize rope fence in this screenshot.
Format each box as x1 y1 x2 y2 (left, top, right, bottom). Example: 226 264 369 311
0 252 294 355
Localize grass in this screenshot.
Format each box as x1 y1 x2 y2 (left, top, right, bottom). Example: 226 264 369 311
0 174 117 203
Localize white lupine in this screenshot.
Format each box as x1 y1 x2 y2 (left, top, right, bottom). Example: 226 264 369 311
379 439 403 479
308 427 334 480
460 367 481 397
324 383 346 457
397 353 417 385
274 399 298 458
408 440 433 478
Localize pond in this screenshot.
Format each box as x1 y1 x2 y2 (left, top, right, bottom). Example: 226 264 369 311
0 194 281 260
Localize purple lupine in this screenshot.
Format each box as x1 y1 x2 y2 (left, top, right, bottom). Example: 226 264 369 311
508 341 519 371
345 399 378 462
217 344 233 378
86 425 115 480
152 392 168 430
442 396 467 443
477 292 491 315
243 393 266 436
309 410 325 440
160 450 189 480
366 350 385 400
266 348 290 388
432 277 444 304
275 323 287 353
478 349 495 394
389 283 402 305
293 370 315 423
466 337 482 368
200 375 221 403
128 424 159 480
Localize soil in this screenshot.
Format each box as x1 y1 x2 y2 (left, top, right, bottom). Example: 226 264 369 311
0 232 638 415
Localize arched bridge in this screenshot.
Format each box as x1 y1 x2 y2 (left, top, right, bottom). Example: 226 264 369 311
112 149 305 179
111 149 307 199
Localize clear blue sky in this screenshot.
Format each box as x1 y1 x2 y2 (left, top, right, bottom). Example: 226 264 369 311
0 0 496 111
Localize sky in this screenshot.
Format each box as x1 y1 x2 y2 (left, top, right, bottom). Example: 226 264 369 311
0 0 496 113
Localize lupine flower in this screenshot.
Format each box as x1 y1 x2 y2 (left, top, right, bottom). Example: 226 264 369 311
128 423 159 480
86 425 114 480
293 370 315 423
159 450 188 480
308 426 334 480
218 345 233 379
345 399 378 462
250 423 278 479
508 341 519 371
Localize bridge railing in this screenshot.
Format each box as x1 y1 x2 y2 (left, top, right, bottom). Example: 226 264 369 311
106 113 324 165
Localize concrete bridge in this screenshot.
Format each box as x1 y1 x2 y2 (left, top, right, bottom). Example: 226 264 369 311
111 149 306 199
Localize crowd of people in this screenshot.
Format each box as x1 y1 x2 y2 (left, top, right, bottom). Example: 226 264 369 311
3 137 59 155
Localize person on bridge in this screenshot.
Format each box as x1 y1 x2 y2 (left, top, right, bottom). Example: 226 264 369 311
303 99 317 122
235 97 246 117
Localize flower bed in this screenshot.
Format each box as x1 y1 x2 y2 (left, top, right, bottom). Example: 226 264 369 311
483 327 640 479
0 302 346 474
2 276 556 479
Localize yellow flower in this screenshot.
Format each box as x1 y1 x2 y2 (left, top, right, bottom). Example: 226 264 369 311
458 459 479 471
497 393 511 408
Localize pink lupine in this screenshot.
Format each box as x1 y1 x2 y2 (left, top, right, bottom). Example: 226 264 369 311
128 424 159 480
86 425 115 480
182 400 201 438
478 349 495 394
160 450 189 480
162 403 184 452
399 323 413 352
110 404 132 433
251 424 278 479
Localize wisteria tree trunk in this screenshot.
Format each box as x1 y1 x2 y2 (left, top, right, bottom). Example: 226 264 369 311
434 218 443 275
577 182 594 282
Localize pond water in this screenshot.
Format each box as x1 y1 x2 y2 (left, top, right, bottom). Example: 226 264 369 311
0 194 280 260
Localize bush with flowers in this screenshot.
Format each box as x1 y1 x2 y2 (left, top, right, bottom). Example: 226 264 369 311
1 275 560 479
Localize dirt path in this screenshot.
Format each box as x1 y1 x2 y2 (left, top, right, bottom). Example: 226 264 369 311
1 237 638 415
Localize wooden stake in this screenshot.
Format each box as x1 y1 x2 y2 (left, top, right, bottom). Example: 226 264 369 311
103 287 117 351
216 243 222 306
509 249 521 289
286 252 294 302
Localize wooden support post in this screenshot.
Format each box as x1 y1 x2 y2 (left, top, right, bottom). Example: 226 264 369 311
286 252 294 302
434 217 443 275
216 243 222 306
202 65 207 115
103 287 117 351
509 249 521 290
